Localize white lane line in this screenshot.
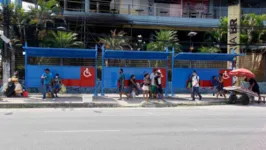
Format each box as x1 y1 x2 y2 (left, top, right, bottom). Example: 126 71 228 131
44 130 120 133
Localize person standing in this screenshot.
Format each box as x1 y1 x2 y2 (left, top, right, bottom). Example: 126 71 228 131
53 73 62 98
127 75 139 98
245 77 261 103
150 69 157 99
155 70 165 102
118 69 127 100
216 74 226 99
41 68 55 101
191 71 202 101
211 76 218 96
142 73 150 102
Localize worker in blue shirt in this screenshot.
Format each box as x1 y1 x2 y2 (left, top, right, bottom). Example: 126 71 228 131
41 68 55 100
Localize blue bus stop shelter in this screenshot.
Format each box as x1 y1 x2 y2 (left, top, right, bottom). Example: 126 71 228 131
24 43 98 96
101 46 172 96
171 52 243 96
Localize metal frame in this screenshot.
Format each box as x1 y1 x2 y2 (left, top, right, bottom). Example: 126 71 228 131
24 43 98 96
101 46 171 96
171 52 243 96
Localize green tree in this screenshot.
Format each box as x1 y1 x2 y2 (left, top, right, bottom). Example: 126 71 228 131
0 3 30 80
28 0 65 45
28 0 63 27
208 14 266 48
40 30 83 48
198 46 221 53
241 14 266 44
99 29 132 66
99 29 132 50
146 30 181 52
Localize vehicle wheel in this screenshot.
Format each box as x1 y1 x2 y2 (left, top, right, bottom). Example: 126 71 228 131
240 94 249 105
229 94 237 104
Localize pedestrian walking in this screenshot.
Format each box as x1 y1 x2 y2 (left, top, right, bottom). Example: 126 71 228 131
142 73 150 102
211 76 218 96
191 71 202 101
41 68 55 101
216 74 226 99
118 69 127 100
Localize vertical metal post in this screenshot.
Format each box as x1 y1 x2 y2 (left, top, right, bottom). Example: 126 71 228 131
64 0 67 11
84 13 86 48
165 48 169 97
154 3 157 16
171 47 175 96
101 45 105 96
24 42 28 89
94 45 98 96
85 0 90 12
128 4 131 14
96 2 99 13
181 0 183 16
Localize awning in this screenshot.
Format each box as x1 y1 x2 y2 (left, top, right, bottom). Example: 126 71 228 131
174 53 243 61
24 47 97 58
104 50 171 60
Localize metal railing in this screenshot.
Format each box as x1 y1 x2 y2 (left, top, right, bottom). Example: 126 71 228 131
63 0 266 19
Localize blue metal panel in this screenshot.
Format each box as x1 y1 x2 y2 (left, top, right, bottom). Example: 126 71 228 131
94 45 98 96
24 42 28 89
171 48 175 96
165 48 169 97
26 65 80 87
174 53 243 61
101 46 105 96
172 68 220 88
24 47 97 59
104 50 171 60
103 67 152 88
63 11 220 28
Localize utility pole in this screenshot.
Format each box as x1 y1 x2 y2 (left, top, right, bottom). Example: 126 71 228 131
2 4 11 84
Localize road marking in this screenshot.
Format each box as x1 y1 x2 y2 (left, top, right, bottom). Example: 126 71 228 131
44 130 120 133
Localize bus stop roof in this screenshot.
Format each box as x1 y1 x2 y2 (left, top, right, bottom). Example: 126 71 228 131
174 53 243 61
104 50 171 60
24 47 97 58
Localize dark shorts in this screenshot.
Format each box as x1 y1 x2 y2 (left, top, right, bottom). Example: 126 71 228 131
156 85 163 94
119 86 124 92
217 84 224 91
252 87 260 95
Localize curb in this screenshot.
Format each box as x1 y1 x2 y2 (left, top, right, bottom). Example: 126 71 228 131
0 101 228 108
0 103 120 108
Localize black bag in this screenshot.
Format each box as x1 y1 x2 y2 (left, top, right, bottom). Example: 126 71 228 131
5 82 15 97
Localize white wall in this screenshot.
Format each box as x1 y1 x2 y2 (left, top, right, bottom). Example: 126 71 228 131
155 3 182 17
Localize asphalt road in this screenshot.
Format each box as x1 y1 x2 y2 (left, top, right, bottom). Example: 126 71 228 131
0 106 266 150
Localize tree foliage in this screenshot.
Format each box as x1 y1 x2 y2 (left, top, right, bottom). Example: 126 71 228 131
146 30 181 52
40 30 83 48
198 46 221 53
99 29 132 50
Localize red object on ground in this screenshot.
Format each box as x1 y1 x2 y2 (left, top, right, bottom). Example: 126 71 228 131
229 68 255 78
23 91 28 97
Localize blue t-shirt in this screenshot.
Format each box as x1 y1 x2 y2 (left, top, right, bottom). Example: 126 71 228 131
211 79 218 86
42 73 53 85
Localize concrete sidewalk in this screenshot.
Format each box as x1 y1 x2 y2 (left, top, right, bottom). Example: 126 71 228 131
0 93 229 108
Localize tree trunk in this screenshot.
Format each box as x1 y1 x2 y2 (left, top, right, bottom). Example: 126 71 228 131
2 58 11 84
10 48 16 75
